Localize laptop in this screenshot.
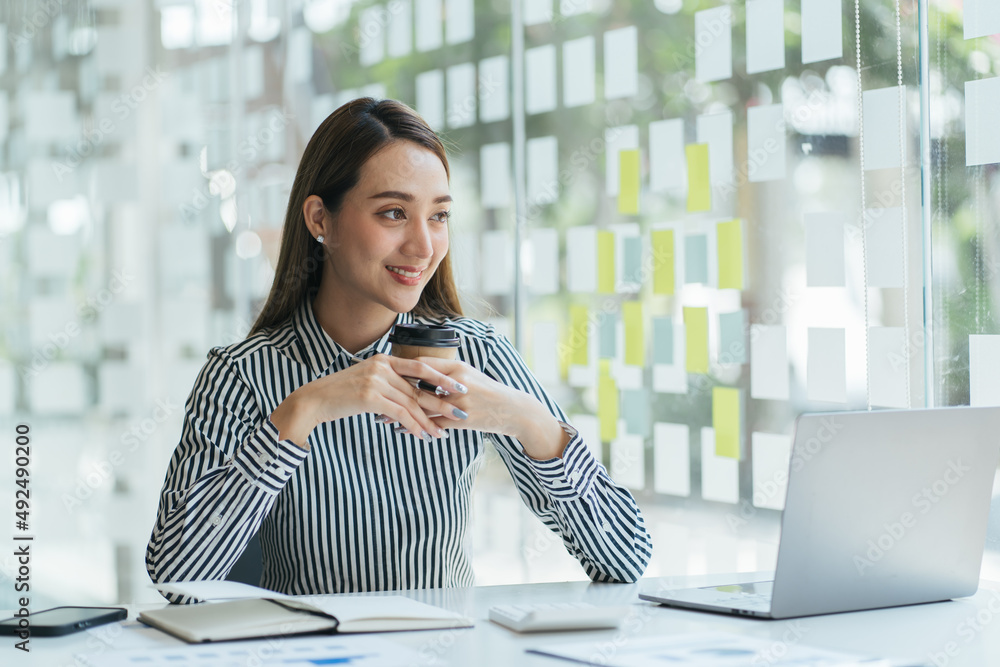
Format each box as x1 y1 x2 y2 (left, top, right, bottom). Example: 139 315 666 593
640 406 1000 619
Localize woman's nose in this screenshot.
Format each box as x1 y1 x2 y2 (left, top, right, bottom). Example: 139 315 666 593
402 219 433 259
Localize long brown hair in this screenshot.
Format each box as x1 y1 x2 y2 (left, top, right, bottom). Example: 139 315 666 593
249 98 463 336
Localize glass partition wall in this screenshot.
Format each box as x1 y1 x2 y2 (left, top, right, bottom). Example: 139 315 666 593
0 0 996 606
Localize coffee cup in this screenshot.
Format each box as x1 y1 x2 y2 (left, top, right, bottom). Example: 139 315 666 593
388 323 460 360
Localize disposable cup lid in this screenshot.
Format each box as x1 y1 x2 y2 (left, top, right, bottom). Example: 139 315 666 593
388 323 460 348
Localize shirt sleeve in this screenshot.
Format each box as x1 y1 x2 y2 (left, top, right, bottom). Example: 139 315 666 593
481 330 653 583
145 346 310 602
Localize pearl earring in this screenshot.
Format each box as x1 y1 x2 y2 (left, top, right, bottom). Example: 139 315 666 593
316 235 325 243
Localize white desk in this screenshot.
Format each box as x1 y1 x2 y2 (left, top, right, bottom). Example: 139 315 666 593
4 572 1000 666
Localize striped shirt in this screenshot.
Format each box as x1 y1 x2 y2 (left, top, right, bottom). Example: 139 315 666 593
146 294 652 599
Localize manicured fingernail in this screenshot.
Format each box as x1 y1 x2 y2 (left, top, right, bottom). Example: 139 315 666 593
452 407 468 420
440 430 449 439
375 414 391 424
453 382 468 394
421 430 433 442
435 386 451 397
394 425 410 434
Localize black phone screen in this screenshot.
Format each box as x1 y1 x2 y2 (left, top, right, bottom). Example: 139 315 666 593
0 606 127 636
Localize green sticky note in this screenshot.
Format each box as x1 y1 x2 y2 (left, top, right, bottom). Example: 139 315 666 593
597 231 616 293
599 314 617 359
621 388 650 437
569 305 589 366
653 317 674 365
713 387 740 459
718 310 746 364
686 143 711 212
717 218 744 290
685 234 709 284
598 363 618 442
618 149 640 215
684 307 709 374
651 230 675 295
623 301 644 366
623 236 642 285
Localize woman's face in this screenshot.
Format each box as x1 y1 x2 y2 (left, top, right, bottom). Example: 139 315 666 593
324 140 451 315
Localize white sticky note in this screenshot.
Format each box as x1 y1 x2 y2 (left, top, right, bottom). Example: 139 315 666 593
654 423 690 497
29 298 76 349
480 142 512 209
244 46 265 100
864 206 904 288
750 325 789 400
100 303 144 346
29 362 87 415
527 135 559 206
701 428 739 504
747 103 786 182
570 414 603 462
611 435 645 490
387 0 413 57
697 111 734 186
563 36 596 108
415 69 444 130
99 361 141 414
480 229 513 295
746 0 785 74
649 118 686 193
531 321 560 385
802 0 842 63
965 0 1000 40
752 432 792 510
479 55 510 122
605 125 640 196
966 78 1000 166
805 211 846 286
528 227 559 295
869 327 908 408
862 86 905 171
695 6 733 83
359 6 385 66
653 366 687 394
27 228 79 277
525 45 557 115
567 226 597 293
604 26 638 100
523 0 553 25
446 0 474 44
415 0 443 52
971 335 1000 406
446 62 476 128
807 328 847 403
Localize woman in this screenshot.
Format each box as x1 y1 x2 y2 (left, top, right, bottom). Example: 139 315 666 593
146 98 652 599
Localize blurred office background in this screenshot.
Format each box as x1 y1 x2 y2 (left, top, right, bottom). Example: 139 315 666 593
1 0 999 606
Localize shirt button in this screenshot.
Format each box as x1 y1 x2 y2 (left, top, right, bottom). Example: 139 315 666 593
256 453 270 466
211 515 222 527
601 521 612 532
569 470 582 483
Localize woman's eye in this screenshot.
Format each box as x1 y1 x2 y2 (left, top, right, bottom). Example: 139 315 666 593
381 207 406 221
432 210 451 223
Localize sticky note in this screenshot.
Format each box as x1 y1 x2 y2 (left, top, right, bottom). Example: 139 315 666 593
598 364 619 442
288 28 312 84
966 78 1000 166
864 207 904 288
970 335 1000 406
480 230 513 295
388 1 413 57
99 361 140 414
649 119 685 193
621 389 650 437
718 310 746 364
623 301 644 366
653 317 674 365
685 234 709 284
805 211 846 286
23 91 79 143
531 321 560 385
527 135 559 205
684 307 709 374
965 0 1000 39
808 328 847 403
701 428 739 504
651 230 675 295
597 230 616 293
569 306 590 367
445 0 475 44
599 314 617 359
685 144 711 212
606 125 640 196
747 104 786 182
713 387 741 459
611 435 645 489
802 0 842 63
563 36 596 107
523 0 553 25
570 413 603 462
29 362 87 415
862 86 906 171
480 142 512 209
604 26 638 100
697 111 734 187
717 219 744 290
359 7 385 65
528 227 559 295
415 0 443 52
752 432 792 510
622 235 642 287
618 149 640 214
479 55 510 122
695 6 732 82
567 226 597 292
525 45 557 115
654 423 691 497
869 327 908 408
415 69 444 130
446 62 476 128
750 325 789 400
746 0 785 74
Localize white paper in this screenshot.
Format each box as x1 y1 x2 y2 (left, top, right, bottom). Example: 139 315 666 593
445 0 474 44
695 6 733 83
653 365 687 394
805 211 846 286
527 135 559 206
567 226 597 293
965 0 1000 40
611 434 645 490
415 69 444 130
701 428 739 504
525 44 557 115
654 423 690 497
29 362 87 415
970 335 1000 406
531 321 560 384
807 328 847 403
523 0 553 25
604 26 638 100
966 78 1000 166
480 142 511 209
387 0 413 57
864 206 904 288
746 0 785 74
696 111 734 186
747 103 786 182
415 0 443 52
570 413 603 462
649 118 686 193
752 432 791 510
446 62 476 128
605 124 640 196
480 229 513 295
528 227 559 294
802 0 842 63
359 6 385 66
862 86 905 171
479 55 510 122
869 326 909 408
750 325 789 400
563 36 596 108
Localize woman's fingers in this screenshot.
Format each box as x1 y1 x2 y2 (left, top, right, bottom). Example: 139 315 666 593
379 379 447 440
387 356 468 395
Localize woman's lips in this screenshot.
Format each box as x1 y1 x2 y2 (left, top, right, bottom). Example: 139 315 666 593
386 265 424 285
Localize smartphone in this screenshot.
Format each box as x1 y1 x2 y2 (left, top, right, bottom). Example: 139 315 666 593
0 606 127 637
